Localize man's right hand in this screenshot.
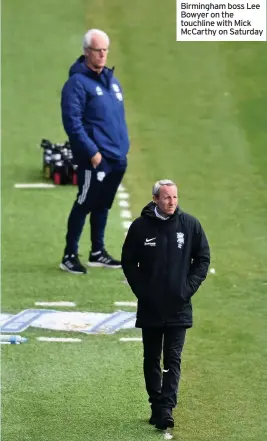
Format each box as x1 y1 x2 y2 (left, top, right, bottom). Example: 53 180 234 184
91 152 102 168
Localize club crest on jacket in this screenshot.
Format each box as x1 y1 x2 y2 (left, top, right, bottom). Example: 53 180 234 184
96 86 103 96
177 232 185 248
112 83 120 92
97 171 106 182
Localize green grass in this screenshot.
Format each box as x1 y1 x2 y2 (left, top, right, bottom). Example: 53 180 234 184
2 0 267 440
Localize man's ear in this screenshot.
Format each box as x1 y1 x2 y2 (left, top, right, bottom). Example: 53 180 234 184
152 195 158 204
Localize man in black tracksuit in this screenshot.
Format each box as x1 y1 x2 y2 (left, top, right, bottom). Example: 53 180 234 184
121 179 210 430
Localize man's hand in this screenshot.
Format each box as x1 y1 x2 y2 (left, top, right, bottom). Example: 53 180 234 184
91 152 102 168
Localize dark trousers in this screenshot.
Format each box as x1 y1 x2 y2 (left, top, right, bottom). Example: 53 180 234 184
64 157 126 255
142 326 186 409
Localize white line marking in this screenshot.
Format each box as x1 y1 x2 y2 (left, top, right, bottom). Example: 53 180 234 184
15 183 56 189
35 302 76 307
117 192 129 199
114 301 137 307
120 210 132 219
209 268 216 274
122 221 132 229
117 184 132 243
119 338 142 342
118 200 130 208
37 337 82 342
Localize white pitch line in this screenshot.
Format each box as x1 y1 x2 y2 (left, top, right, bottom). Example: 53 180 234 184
14 183 55 189
114 301 137 307
37 337 82 342
118 184 126 192
122 221 132 229
118 185 132 239
120 210 132 219
119 338 142 342
118 200 130 208
35 301 76 307
209 268 216 274
117 192 129 199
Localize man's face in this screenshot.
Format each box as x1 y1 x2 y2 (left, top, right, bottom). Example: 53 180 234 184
153 185 178 215
85 35 109 71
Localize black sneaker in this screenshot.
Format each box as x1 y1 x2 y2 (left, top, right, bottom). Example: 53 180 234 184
88 249 121 268
60 254 87 274
155 408 174 430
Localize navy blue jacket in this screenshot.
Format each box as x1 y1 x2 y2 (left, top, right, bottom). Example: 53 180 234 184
61 55 130 166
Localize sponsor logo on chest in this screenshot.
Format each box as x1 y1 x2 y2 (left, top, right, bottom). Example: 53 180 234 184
144 237 156 247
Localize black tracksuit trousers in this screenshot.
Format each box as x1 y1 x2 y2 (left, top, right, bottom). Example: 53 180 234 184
64 157 126 255
142 326 186 409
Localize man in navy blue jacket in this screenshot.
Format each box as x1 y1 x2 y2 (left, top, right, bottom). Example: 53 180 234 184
60 29 130 274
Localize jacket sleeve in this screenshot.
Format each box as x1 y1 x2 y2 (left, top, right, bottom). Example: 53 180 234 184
61 76 99 160
121 221 142 298
185 220 210 299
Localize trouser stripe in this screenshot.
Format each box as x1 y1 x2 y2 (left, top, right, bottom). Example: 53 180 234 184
78 170 91 205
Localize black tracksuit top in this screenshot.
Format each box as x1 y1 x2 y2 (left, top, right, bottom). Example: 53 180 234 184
121 202 210 328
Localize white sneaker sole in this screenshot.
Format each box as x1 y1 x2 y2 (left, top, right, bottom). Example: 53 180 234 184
87 262 121 269
59 263 87 275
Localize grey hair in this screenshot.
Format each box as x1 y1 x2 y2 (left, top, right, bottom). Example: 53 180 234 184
152 179 177 197
83 29 110 50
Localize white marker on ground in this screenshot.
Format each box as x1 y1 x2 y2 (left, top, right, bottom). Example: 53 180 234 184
209 268 216 274
121 210 132 219
35 302 76 307
117 184 133 242
118 200 130 208
122 221 132 229
117 192 129 199
114 301 137 307
119 338 142 342
37 337 82 343
15 183 55 189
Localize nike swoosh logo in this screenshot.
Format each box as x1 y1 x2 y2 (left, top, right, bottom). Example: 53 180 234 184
163 369 169 373
145 237 156 243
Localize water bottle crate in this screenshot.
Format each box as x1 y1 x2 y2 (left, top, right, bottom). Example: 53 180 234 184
40 139 78 186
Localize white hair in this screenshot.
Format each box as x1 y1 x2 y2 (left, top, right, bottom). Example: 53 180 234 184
152 179 177 197
83 29 110 50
